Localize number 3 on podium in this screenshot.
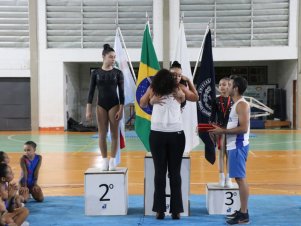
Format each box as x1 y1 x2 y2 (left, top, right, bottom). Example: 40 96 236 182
225 191 234 205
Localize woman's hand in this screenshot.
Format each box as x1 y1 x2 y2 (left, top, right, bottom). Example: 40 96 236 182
8 182 18 198
19 186 29 196
181 75 189 82
32 185 41 193
115 109 123 121
150 95 166 105
9 182 18 191
86 104 92 121
0 199 6 212
208 124 225 135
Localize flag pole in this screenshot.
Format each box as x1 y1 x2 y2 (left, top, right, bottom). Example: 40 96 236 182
116 1 119 26
192 19 212 78
145 11 153 84
117 27 137 83
146 11 151 34
180 11 184 23
115 2 136 83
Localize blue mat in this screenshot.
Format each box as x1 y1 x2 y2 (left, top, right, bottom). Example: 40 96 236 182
25 195 301 226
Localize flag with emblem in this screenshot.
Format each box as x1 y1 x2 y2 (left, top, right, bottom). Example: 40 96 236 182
134 23 160 151
193 29 216 164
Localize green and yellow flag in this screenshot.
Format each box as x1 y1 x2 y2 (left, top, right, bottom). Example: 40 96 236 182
134 23 160 151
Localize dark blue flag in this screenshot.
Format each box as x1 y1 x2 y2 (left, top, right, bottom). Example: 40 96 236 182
193 29 216 165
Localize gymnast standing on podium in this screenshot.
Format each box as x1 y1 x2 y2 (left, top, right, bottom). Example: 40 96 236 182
140 69 185 220
86 44 124 171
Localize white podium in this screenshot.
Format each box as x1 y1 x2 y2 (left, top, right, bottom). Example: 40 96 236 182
85 167 128 216
144 152 190 216
206 183 240 215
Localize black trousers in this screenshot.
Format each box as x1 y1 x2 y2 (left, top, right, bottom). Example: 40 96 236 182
149 130 185 214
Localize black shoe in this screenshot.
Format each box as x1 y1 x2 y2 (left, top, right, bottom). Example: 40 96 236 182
226 210 241 219
171 213 180 220
226 211 249 225
156 212 165 220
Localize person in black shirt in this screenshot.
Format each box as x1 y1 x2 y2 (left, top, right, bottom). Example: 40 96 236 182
210 77 234 187
86 44 124 171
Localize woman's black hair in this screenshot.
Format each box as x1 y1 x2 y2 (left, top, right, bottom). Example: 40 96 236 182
151 69 177 96
102 44 115 56
170 61 182 69
170 61 187 87
24 141 37 149
0 151 6 163
0 163 9 178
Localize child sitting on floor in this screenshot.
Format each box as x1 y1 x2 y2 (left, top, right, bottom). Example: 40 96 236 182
0 163 29 226
19 141 44 202
0 151 10 165
0 152 24 208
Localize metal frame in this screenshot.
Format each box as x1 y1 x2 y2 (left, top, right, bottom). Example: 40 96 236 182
244 96 274 118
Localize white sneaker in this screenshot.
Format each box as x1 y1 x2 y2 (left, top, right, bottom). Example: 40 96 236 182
109 158 116 171
100 158 109 171
218 173 225 187
225 177 233 188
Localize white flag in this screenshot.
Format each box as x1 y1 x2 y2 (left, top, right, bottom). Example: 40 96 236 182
112 28 136 165
114 29 136 105
173 21 200 153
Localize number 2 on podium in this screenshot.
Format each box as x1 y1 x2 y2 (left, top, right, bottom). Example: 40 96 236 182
99 184 114 202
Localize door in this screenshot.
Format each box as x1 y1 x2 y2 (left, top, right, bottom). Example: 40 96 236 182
0 78 31 130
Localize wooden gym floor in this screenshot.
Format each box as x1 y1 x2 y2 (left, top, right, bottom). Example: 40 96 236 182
1 130 300 196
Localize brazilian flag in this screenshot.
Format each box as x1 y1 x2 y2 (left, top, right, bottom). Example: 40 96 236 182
134 23 160 151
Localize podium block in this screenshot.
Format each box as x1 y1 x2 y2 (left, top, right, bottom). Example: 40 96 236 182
144 152 190 216
85 167 128 216
206 183 240 215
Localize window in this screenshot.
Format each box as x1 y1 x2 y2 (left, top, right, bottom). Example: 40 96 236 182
180 0 289 47
46 0 153 48
0 0 29 48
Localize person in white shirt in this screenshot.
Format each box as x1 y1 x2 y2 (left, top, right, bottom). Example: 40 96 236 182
140 69 185 220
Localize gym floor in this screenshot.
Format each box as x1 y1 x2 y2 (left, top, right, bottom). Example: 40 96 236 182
1 129 300 196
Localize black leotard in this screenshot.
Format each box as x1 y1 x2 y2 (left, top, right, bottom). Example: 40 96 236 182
87 68 125 111
210 96 234 128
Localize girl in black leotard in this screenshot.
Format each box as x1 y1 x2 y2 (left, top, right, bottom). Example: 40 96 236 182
86 44 124 171
210 77 234 187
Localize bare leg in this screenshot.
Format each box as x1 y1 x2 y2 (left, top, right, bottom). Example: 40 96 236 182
225 148 229 173
218 134 225 186
31 185 44 202
235 178 249 213
96 106 109 157
11 207 29 226
219 134 225 173
108 105 120 158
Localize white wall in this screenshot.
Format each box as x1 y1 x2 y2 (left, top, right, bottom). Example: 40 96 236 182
0 49 29 77
78 63 98 125
276 60 298 123
64 63 80 123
